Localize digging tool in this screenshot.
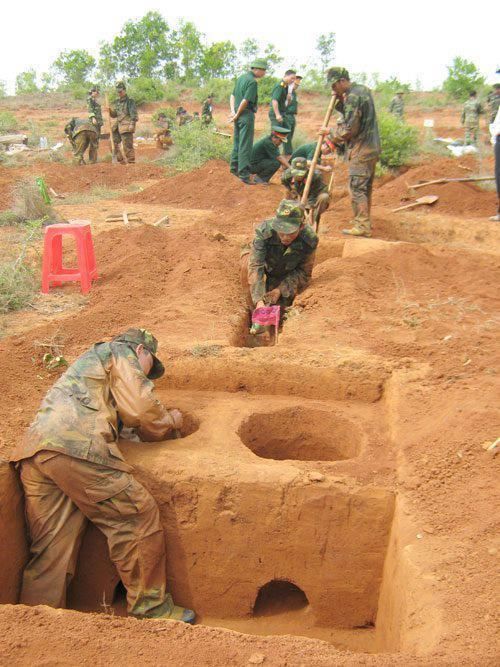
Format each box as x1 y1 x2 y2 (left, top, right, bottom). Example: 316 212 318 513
105 93 117 164
313 157 337 234
391 195 439 213
300 94 337 209
408 176 494 190
153 214 170 227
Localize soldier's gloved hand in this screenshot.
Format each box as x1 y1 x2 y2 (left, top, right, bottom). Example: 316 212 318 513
250 322 264 335
264 288 281 305
168 409 183 430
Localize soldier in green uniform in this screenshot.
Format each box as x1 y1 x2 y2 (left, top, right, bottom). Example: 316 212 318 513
240 200 318 314
249 126 291 183
282 157 330 228
282 75 301 155
389 91 405 119
292 137 335 172
487 85 500 124
461 91 483 145
229 59 267 184
269 69 296 156
10 328 196 624
109 81 138 164
87 86 103 159
64 117 99 165
201 94 214 125
324 67 381 238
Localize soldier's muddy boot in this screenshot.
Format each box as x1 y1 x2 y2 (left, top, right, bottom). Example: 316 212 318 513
342 226 372 238
141 594 196 624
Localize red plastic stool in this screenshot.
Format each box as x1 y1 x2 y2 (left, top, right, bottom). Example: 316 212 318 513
41 221 98 294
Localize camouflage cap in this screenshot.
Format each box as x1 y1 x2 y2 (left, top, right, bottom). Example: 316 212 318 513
290 156 308 178
327 67 350 84
271 199 305 234
112 328 165 379
250 58 268 70
115 81 126 91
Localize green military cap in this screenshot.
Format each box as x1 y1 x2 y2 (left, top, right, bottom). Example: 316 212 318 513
271 124 290 141
115 81 126 91
250 58 268 70
290 156 308 178
327 67 350 83
112 327 165 379
271 199 305 234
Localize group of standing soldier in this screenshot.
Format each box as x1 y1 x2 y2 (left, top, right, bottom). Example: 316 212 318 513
460 86 500 147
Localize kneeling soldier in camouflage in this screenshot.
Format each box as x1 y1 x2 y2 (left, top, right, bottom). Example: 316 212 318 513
240 200 318 314
281 156 330 228
11 328 196 624
64 118 99 165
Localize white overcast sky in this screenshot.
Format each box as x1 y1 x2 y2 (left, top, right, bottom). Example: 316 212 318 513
1 0 498 94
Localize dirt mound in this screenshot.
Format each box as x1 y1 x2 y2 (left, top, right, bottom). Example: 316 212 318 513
0 162 165 210
376 155 496 216
126 160 260 210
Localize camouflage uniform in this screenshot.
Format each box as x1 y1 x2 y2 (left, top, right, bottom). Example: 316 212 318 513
241 201 318 309
11 329 193 622
487 91 500 124
389 94 404 119
201 98 213 125
109 89 138 163
87 94 103 159
154 118 172 149
281 159 330 227
461 98 483 145
64 118 99 165
329 73 381 237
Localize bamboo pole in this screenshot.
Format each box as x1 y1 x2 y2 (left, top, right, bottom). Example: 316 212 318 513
300 94 337 207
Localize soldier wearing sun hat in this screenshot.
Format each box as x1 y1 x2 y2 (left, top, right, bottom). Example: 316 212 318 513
240 199 318 309
249 125 292 183
229 58 268 183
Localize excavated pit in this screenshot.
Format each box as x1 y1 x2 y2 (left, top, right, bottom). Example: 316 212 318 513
238 407 361 461
253 580 309 616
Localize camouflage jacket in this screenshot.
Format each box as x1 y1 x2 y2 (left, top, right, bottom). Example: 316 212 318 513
461 99 483 125
331 83 381 164
109 95 138 133
248 220 318 305
11 341 179 471
87 96 103 127
389 96 404 118
201 100 213 121
64 118 98 140
281 169 328 206
488 94 500 124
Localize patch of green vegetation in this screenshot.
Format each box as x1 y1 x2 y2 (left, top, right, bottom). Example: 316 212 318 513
0 220 43 313
194 79 233 104
0 111 18 132
378 112 419 168
161 122 231 171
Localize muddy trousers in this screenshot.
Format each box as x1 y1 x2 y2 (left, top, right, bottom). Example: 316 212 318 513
348 158 378 233
307 192 330 228
230 111 255 180
112 130 135 163
19 452 169 617
464 125 479 146
73 131 98 165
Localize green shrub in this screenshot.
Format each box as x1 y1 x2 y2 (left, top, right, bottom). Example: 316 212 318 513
164 122 232 171
152 107 177 123
0 111 18 132
378 112 419 168
126 77 165 105
0 221 42 313
194 78 233 104
163 80 184 102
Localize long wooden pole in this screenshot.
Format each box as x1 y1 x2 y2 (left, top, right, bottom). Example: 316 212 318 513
409 176 494 190
300 94 336 206
105 93 117 164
